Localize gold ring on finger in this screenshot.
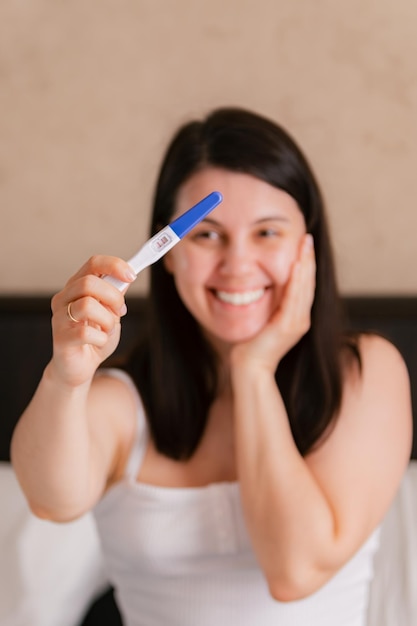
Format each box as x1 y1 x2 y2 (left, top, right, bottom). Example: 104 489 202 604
67 301 81 324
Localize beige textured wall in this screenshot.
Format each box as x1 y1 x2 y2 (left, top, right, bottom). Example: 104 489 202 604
1 0 416 295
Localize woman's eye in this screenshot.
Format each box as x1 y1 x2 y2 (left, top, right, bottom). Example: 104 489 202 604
258 228 279 238
193 230 220 241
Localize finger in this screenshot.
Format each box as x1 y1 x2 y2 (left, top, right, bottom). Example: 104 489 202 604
61 296 120 333
293 235 316 319
60 319 120 350
277 235 315 331
52 274 128 320
292 240 315 334
68 255 136 287
52 256 134 320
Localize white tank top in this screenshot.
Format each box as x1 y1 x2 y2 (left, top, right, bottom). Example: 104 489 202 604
93 369 380 626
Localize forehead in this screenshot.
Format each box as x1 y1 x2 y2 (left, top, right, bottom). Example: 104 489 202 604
175 167 305 226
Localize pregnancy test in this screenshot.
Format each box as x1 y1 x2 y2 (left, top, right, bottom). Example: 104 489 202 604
104 191 223 291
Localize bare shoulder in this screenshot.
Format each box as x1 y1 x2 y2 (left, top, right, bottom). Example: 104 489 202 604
347 333 412 423
341 332 412 451
90 370 139 423
306 332 413 554
356 332 410 377
88 369 139 484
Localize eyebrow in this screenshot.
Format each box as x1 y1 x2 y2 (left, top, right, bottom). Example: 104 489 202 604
200 216 291 226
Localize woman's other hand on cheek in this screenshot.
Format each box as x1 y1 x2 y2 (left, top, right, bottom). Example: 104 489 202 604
230 234 316 373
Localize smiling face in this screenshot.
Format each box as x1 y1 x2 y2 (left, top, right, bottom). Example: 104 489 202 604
164 167 307 350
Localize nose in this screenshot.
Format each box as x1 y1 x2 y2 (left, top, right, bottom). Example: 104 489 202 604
218 237 254 276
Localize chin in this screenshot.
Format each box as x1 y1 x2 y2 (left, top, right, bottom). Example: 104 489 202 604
210 322 267 347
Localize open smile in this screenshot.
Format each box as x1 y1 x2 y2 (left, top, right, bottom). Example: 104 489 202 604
213 288 266 306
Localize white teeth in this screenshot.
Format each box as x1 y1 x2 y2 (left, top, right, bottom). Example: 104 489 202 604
215 289 265 306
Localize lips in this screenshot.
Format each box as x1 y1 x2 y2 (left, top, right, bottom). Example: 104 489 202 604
213 288 266 306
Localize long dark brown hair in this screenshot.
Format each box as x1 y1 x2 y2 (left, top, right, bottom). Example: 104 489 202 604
125 107 358 459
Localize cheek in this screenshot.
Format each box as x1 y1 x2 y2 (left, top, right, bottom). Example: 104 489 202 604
167 247 212 285
164 248 191 274
173 254 190 273
269 244 300 284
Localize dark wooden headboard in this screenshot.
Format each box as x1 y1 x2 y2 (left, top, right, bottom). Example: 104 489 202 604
1 295 416 461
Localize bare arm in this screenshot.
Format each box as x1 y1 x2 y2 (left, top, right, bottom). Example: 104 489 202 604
230 236 413 601
11 256 137 521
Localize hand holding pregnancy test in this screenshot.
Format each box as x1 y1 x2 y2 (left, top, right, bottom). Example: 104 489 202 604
103 191 223 291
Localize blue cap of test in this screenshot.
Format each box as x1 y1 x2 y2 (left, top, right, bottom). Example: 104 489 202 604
169 191 223 239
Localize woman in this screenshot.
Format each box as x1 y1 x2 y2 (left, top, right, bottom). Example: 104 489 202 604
11 108 412 625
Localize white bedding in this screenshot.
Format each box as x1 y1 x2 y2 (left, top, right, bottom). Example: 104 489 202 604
367 460 417 625
0 462 108 626
0 460 416 626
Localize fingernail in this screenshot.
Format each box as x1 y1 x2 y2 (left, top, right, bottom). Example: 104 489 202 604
125 266 136 282
305 234 314 248
119 303 127 316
